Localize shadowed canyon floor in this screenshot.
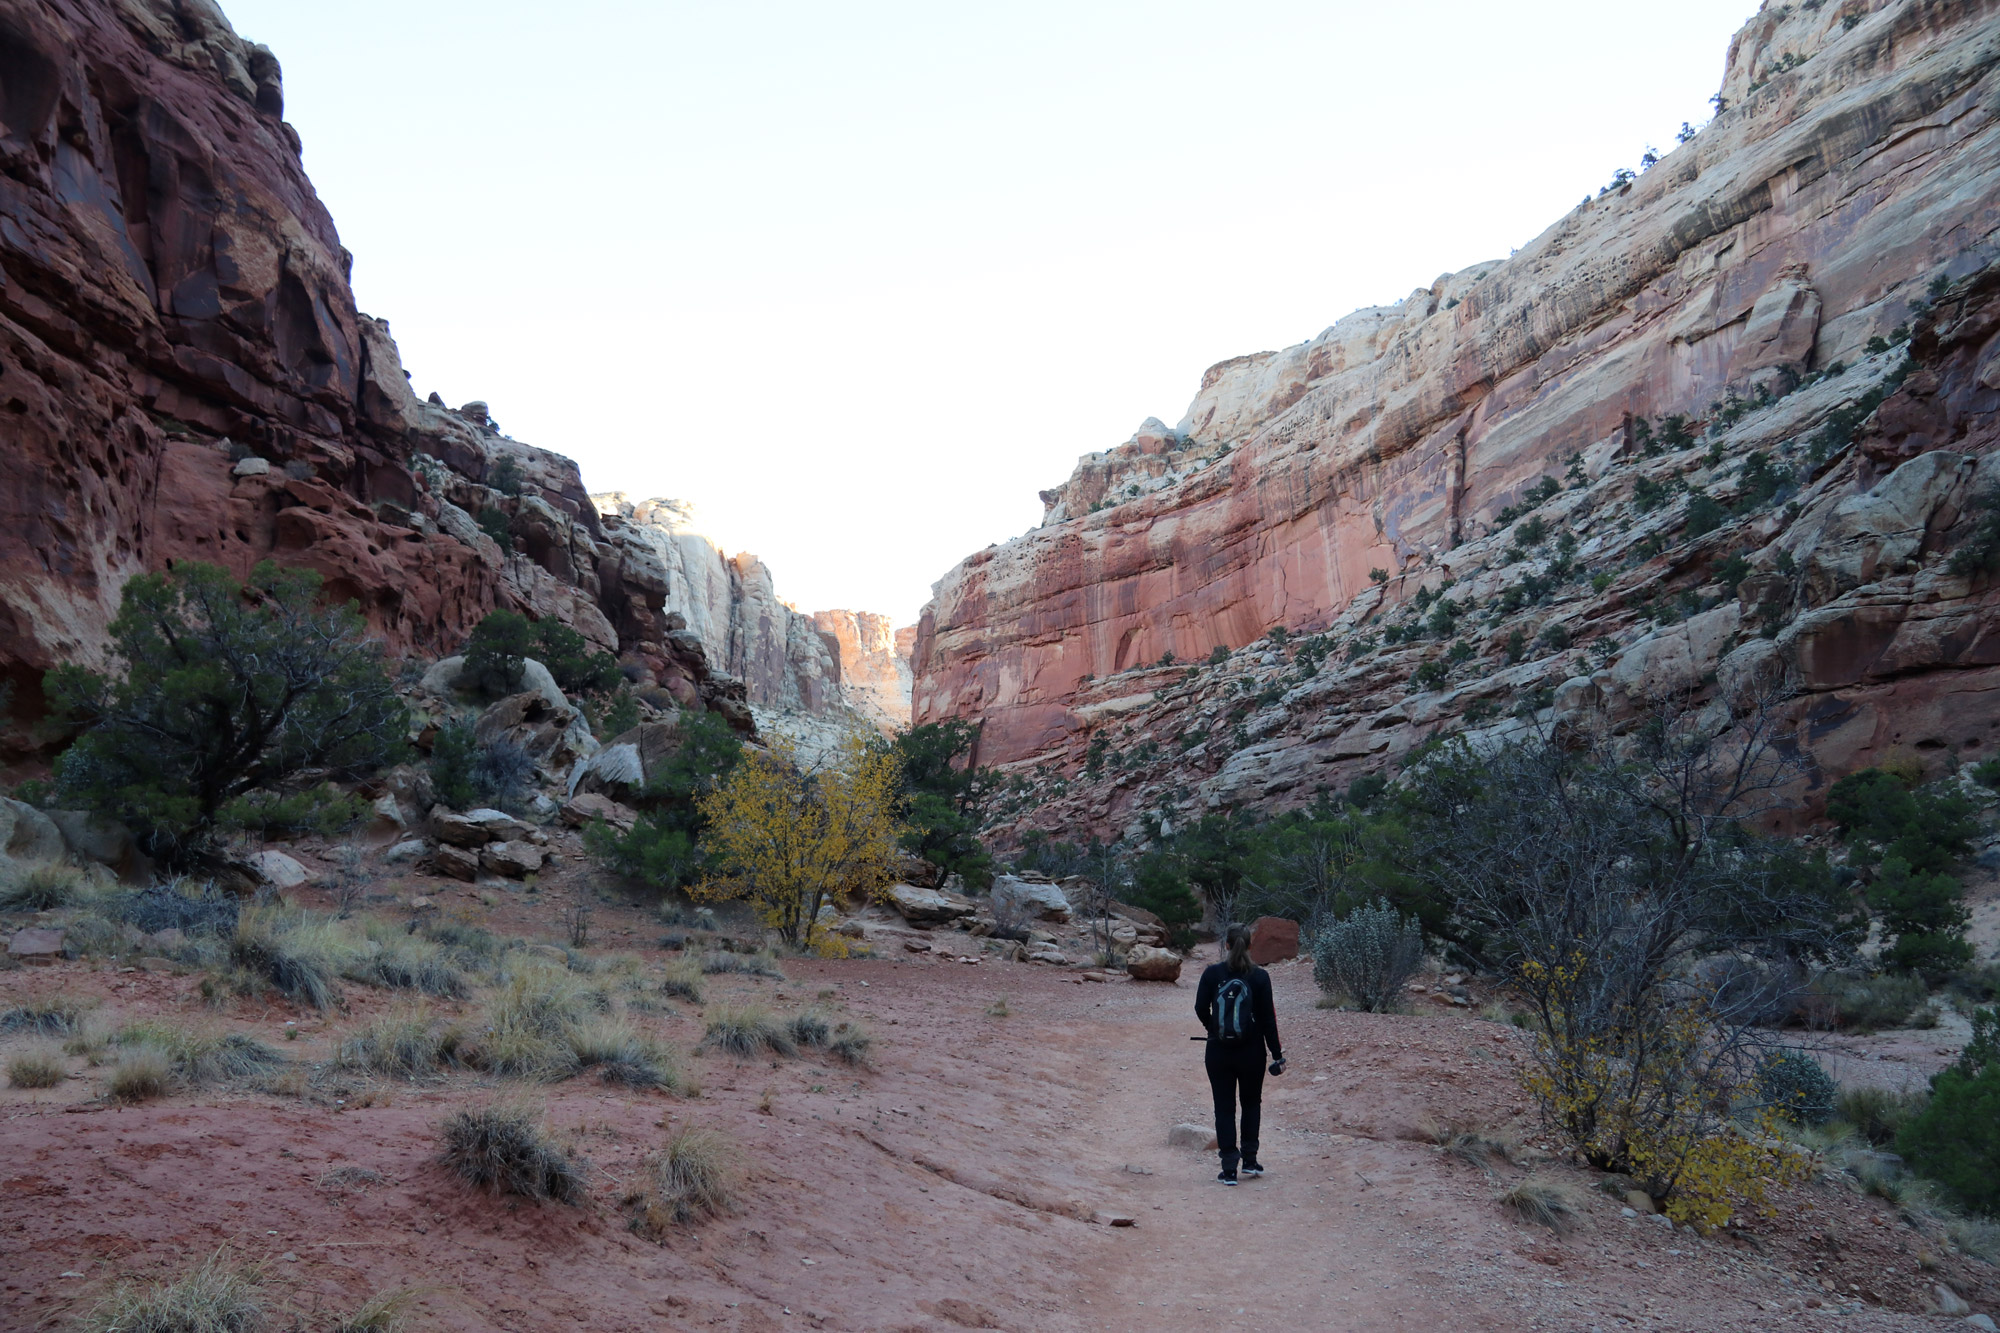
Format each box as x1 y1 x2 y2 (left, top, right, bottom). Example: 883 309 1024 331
4 938 1991 1332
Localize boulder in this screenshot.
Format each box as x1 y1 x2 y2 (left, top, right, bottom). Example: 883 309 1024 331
383 839 428 863
992 874 1072 923
419 654 569 711
474 689 593 766
0 798 67 871
231 456 270 477
480 840 545 877
560 792 638 832
1027 946 1070 965
426 844 480 881
7 928 66 963
370 794 407 831
568 718 687 802
883 882 976 925
1125 945 1183 982
1932 1285 1972 1317
1167 1122 1217 1150
43 809 135 873
1248 916 1300 965
246 850 309 890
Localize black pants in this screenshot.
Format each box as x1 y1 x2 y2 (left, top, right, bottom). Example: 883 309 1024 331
1205 1040 1266 1168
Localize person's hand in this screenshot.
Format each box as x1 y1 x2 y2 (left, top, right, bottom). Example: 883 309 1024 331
1269 1058 1286 1076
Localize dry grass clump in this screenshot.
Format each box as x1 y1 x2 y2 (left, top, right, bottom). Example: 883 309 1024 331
699 950 783 978
65 1022 112 1063
75 1250 264 1333
230 905 361 1012
1499 1174 1582 1232
0 992 97 1035
785 1011 832 1049
117 1021 281 1086
468 959 599 1078
107 1047 173 1103
627 1125 737 1234
1420 1117 1520 1170
353 923 469 998
438 1103 586 1204
566 1017 683 1091
331 1286 420 1333
0 862 88 912
7 1047 65 1089
827 1021 873 1066
336 1006 465 1078
658 959 705 1003
700 1002 795 1058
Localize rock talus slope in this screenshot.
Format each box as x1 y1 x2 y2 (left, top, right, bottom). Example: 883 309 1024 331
914 0 2000 812
0 0 902 752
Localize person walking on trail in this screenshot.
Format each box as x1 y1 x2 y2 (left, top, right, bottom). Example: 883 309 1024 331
1195 923 1285 1186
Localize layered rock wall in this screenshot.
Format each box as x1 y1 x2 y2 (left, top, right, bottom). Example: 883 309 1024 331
914 0 2000 774
811 610 915 733
0 0 895 756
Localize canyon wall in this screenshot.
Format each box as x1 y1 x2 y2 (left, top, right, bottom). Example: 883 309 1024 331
0 0 900 755
914 0 2000 810
811 611 916 734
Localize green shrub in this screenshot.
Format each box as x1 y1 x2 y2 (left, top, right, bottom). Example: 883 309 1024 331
599 689 641 739
1127 850 1201 950
585 711 743 889
1755 1050 1837 1125
1310 898 1424 1012
1897 1008 2000 1215
1819 972 1933 1031
219 784 367 837
1867 856 1972 979
1948 487 2000 577
462 609 535 696
1838 1085 1928 1146
438 1103 586 1204
1684 490 1727 537
45 560 406 865
1827 768 1977 873
530 619 620 695
427 719 535 812
477 506 513 549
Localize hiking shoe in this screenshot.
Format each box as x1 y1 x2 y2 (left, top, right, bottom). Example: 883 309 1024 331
1241 1160 1264 1177
1217 1167 1238 1186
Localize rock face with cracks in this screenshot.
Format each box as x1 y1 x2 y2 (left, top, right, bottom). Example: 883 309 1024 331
914 0 2000 821
0 0 901 757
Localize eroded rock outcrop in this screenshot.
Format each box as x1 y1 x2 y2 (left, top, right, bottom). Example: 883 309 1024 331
812 610 915 734
915 0 2000 803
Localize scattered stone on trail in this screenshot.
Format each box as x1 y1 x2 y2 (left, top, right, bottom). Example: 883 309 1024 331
991 874 1072 923
560 792 637 832
480 840 544 877
426 845 480 881
1092 1211 1137 1227
1933 1285 1973 1317
1168 1123 1218 1150
885 882 976 925
7 928 65 963
1624 1190 1657 1214
246 850 309 889
1124 945 1182 982
1027 946 1070 965
1248 915 1300 964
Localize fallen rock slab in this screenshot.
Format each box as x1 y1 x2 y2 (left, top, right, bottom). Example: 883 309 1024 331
559 792 637 832
8 928 66 963
1125 945 1183 982
1248 915 1300 965
425 845 480 881
246 850 309 890
991 874 1071 923
480 840 545 877
884 882 976 925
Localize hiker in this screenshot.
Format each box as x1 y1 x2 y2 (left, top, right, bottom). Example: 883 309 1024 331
1195 923 1285 1186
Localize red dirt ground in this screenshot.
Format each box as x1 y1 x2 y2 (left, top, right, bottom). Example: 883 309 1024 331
3 920 1996 1331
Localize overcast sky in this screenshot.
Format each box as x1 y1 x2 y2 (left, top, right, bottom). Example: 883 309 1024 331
223 0 1762 626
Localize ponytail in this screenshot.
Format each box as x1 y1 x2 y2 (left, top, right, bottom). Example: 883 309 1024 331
1225 924 1252 975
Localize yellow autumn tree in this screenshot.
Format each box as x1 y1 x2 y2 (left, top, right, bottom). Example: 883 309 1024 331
692 733 903 950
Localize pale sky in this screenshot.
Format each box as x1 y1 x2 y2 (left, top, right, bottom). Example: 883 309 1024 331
223 0 1763 626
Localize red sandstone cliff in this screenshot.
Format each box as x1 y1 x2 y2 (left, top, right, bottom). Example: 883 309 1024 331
0 0 897 756
810 610 915 734
914 0 2000 820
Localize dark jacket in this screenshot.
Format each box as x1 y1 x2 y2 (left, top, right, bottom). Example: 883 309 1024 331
1195 961 1282 1059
